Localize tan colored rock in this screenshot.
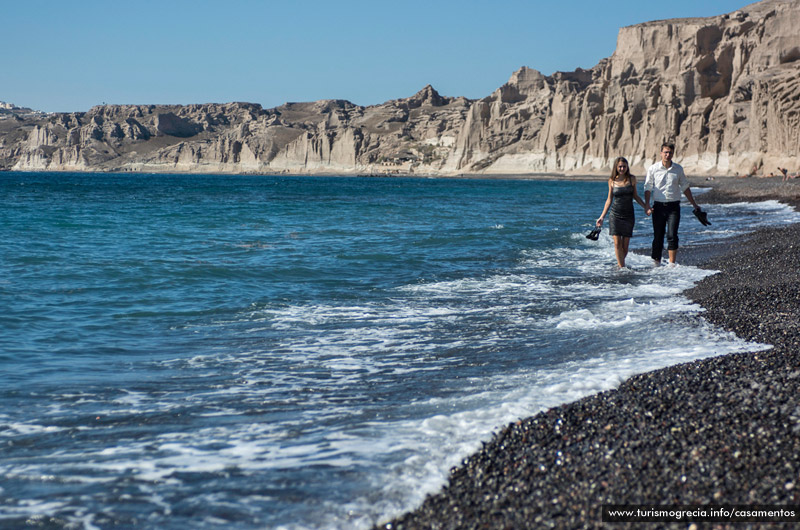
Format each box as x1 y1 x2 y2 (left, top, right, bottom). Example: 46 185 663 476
2 0 798 176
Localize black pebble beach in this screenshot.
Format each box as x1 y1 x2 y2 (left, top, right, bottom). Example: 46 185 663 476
380 178 800 529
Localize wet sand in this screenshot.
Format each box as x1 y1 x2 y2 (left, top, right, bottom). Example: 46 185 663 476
380 176 800 529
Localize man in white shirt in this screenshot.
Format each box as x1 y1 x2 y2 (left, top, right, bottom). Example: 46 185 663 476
643 143 702 265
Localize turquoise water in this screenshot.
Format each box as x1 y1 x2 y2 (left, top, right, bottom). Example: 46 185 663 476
0 173 796 529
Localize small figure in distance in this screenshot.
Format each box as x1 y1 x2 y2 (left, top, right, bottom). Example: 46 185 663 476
596 157 651 268
779 167 789 181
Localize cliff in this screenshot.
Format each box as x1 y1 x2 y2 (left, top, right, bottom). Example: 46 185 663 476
2 0 798 176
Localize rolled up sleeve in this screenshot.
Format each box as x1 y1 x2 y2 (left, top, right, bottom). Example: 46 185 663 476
678 168 690 192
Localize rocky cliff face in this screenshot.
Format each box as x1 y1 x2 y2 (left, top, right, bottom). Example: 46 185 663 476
2 0 798 176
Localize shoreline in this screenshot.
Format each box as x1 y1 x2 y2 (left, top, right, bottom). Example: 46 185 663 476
381 178 800 528
7 169 800 187
0 168 608 182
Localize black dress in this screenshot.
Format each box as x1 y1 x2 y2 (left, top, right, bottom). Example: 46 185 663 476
609 184 635 237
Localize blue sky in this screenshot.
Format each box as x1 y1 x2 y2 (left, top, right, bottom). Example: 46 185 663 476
3 0 751 113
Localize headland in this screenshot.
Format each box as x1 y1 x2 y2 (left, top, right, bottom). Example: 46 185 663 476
3 0 798 179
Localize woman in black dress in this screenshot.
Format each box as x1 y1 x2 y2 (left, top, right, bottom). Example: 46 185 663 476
596 157 650 268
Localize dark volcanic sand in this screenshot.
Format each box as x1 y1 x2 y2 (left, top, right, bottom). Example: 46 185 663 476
379 177 800 529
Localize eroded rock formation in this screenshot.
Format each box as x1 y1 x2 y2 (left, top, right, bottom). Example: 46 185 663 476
2 0 798 176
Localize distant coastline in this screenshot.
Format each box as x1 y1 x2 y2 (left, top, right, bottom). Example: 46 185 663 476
0 167 609 181
2 1 798 179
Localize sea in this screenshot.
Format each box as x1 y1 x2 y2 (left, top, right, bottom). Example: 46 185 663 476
1 172 798 529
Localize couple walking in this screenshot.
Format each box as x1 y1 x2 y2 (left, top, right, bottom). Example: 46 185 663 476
596 143 703 268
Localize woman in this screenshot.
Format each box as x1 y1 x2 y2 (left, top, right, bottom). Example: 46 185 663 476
596 157 650 268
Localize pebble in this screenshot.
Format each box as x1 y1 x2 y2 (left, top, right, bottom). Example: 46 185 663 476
378 180 800 529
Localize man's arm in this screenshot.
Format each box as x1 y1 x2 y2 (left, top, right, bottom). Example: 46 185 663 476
683 187 700 210
677 166 700 209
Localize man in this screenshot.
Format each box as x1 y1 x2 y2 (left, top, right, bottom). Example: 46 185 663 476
643 143 702 265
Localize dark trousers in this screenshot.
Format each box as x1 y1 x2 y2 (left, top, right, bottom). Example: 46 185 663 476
651 201 681 262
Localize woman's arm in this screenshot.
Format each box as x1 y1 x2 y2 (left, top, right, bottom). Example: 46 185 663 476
632 177 652 215
597 180 613 226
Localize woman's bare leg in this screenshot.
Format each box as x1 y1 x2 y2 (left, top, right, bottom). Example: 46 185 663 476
621 236 630 267
613 235 626 268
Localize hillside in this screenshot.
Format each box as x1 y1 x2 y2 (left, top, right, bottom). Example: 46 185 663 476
2 0 798 176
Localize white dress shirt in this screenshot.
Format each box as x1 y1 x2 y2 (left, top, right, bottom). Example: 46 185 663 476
644 161 689 202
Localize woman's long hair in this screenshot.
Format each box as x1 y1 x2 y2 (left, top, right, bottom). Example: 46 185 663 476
610 156 634 184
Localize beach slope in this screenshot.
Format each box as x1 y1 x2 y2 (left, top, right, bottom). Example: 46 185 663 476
381 178 800 529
